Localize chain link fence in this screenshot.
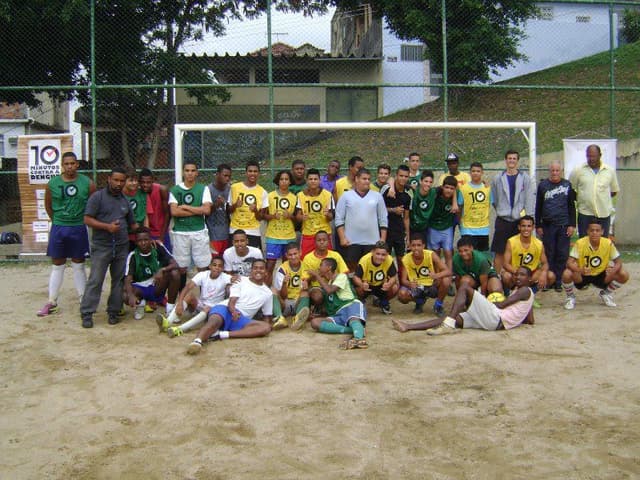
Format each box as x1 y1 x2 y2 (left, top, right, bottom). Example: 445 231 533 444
1 0 639 248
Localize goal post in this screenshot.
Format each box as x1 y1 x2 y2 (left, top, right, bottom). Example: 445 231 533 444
173 121 536 184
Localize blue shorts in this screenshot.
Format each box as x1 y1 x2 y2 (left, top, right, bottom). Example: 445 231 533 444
132 283 165 302
328 300 367 327
208 304 252 331
427 227 453 252
265 242 289 260
47 225 90 259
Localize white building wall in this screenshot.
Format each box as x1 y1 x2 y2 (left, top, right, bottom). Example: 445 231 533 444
493 3 615 81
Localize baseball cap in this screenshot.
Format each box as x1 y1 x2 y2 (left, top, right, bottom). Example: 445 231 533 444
446 153 459 162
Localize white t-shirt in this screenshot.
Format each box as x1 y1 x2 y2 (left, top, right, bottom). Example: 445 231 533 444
191 271 231 308
223 246 264 276
219 276 273 318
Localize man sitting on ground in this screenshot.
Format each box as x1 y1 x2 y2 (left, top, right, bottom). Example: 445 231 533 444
309 258 369 350
223 229 264 276
187 259 273 355
272 243 311 330
393 266 535 335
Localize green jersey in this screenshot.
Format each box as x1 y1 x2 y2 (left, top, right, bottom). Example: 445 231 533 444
410 188 436 232
170 183 207 232
48 174 91 226
325 273 357 316
429 190 455 231
124 189 148 226
452 250 493 282
408 173 421 191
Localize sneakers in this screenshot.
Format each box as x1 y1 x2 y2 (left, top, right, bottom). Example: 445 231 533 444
564 295 576 310
433 302 445 317
167 326 183 338
187 338 203 355
37 302 59 317
532 299 542 309
413 302 424 314
380 302 392 315
144 303 156 313
156 313 169 333
427 322 457 336
108 313 120 325
81 315 93 329
272 316 289 330
599 290 617 307
447 284 456 297
134 304 145 320
339 337 369 350
291 307 310 331
554 283 563 293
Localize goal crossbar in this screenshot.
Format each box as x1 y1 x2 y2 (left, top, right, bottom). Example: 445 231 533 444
174 121 536 184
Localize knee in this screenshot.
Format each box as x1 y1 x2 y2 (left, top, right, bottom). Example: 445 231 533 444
259 322 272 336
397 290 411 304
310 317 323 330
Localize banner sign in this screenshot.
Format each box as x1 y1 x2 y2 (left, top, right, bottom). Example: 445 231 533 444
28 138 62 184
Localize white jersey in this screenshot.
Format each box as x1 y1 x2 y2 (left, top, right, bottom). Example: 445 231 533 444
191 271 231 308
223 246 264 276
219 276 273 318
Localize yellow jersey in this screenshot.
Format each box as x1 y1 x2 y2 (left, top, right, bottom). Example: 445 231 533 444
276 260 303 300
356 252 396 287
459 183 491 229
229 182 267 233
508 235 544 271
296 189 334 236
402 250 436 287
570 236 619 276
438 171 471 187
266 190 297 240
301 250 349 286
334 176 353 202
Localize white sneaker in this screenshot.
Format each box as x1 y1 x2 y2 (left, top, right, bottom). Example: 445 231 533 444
564 296 576 310
427 322 458 336
134 304 145 320
599 290 616 307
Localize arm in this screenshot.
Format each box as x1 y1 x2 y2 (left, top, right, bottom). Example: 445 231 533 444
503 241 515 274
227 296 241 320
44 187 53 219
158 185 170 236
430 252 452 280
535 183 544 237
522 308 535 325
537 250 549 289
525 174 536 217
124 275 137 307
89 181 97 196
567 185 577 236
496 285 532 309
175 280 197 315
84 214 120 234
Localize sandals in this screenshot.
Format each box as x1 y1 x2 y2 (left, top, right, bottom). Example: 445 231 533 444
339 337 369 350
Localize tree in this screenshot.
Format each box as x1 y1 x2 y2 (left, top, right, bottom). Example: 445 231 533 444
339 0 538 85
622 8 640 43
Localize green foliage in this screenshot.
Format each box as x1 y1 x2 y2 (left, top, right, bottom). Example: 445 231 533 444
347 0 538 84
622 8 640 43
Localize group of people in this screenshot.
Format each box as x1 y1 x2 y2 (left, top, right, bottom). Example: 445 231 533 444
37 144 630 353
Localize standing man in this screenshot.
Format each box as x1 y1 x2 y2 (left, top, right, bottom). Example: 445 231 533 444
228 160 268 249
458 162 492 253
370 164 391 192
122 168 148 251
490 150 536 275
80 167 138 328
535 162 576 291
169 160 213 287
38 152 96 316
289 159 307 195
335 168 388 272
296 168 335 258
570 144 619 238
206 163 232 258
438 153 471 187
320 159 342 194
138 168 170 250
407 152 422 191
383 164 412 260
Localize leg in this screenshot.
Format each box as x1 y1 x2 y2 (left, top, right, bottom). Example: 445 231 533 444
228 320 272 338
70 258 88 299
80 246 112 318
106 245 128 317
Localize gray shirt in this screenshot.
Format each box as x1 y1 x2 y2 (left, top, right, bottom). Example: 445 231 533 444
84 187 135 246
206 182 231 241
335 189 388 245
491 170 536 222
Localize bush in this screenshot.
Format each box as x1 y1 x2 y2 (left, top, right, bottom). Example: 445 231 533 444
622 9 640 43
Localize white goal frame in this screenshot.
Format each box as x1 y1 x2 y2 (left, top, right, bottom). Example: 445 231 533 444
173 121 536 184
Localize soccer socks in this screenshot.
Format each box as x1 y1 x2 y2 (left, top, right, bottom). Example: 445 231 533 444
562 282 575 297
70 262 87 299
178 311 207 333
607 280 622 293
166 303 175 314
319 321 353 335
167 308 180 325
348 319 365 339
48 264 65 303
272 295 283 317
296 296 310 312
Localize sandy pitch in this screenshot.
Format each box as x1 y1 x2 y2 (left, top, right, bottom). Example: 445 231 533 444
1 263 639 479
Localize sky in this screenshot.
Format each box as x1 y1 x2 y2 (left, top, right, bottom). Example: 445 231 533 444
181 7 337 56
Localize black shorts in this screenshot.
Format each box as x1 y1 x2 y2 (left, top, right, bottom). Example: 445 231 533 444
468 235 489 253
491 218 519 254
344 244 374 264
575 271 608 290
386 236 406 258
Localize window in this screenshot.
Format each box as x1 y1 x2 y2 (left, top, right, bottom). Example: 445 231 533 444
538 6 554 21
400 44 425 62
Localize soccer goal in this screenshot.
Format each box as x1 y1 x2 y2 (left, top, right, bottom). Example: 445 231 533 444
173 121 536 184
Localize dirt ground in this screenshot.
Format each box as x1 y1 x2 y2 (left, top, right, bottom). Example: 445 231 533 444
1 262 639 480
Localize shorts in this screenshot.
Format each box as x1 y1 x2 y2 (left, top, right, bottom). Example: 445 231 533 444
301 234 333 259
468 235 490 253
491 217 519 254
47 225 90 259
132 283 165 303
170 230 211 269
401 284 438 300
361 285 387 300
328 300 367 327
575 271 608 290
386 236 406 258
427 227 453 252
208 304 252 331
210 239 228 258
344 244 374 264
266 242 290 260
282 298 297 317
460 291 501 330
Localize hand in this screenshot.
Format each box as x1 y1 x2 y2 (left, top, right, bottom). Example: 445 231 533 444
307 270 319 279
283 273 291 284
234 197 243 208
362 282 371 292
340 238 351 247
107 219 120 234
536 227 544 238
175 303 184 316
566 226 575 237
230 308 241 321
230 274 241 284
128 297 137 308
450 205 460 214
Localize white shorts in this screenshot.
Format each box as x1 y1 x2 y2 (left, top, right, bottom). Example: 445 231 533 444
170 230 211 269
460 291 501 331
